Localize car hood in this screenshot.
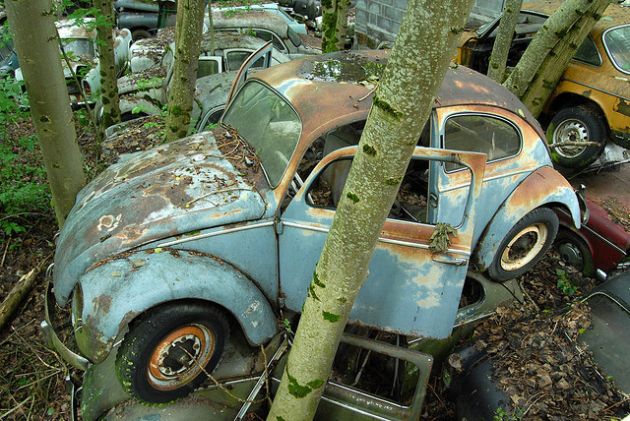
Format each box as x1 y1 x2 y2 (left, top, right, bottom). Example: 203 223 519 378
117 66 167 95
53 132 267 304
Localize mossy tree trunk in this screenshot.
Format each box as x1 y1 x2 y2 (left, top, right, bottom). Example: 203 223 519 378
94 0 121 128
266 1 474 420
487 0 522 83
320 0 337 53
164 0 205 141
503 0 609 99
5 0 86 228
519 0 612 117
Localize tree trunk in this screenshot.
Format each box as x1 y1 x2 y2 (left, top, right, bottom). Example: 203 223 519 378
95 0 121 127
266 1 474 420
5 0 86 228
333 0 350 51
208 5 215 53
503 0 598 98
320 0 338 53
164 0 205 141
487 0 522 83
520 0 612 117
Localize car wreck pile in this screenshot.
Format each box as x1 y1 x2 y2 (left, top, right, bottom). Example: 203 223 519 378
1 1 628 420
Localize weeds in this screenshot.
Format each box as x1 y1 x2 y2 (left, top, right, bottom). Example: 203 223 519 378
555 268 577 296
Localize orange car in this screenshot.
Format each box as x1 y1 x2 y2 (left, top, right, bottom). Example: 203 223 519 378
458 0 630 170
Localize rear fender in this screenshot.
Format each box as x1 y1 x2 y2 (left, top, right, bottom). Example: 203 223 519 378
474 166 580 271
74 249 278 363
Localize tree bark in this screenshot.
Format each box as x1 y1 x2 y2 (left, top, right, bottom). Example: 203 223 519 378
320 0 338 53
208 4 215 53
487 0 522 83
333 0 350 51
95 0 121 127
164 0 205 141
503 0 597 98
266 1 474 420
5 0 86 228
520 0 613 117
0 262 47 332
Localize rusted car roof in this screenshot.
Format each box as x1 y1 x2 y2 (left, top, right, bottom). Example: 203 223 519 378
253 50 539 140
522 0 629 34
213 9 290 34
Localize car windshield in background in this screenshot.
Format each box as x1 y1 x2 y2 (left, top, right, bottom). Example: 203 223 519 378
62 38 95 58
222 81 301 187
469 0 504 30
604 25 630 74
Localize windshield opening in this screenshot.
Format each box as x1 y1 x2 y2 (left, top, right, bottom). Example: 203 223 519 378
62 38 95 58
223 81 301 187
603 25 630 74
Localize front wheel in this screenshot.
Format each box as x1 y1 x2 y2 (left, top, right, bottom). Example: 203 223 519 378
115 302 229 403
546 106 606 171
555 229 594 277
488 208 559 281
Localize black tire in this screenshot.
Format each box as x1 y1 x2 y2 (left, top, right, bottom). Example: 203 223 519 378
488 208 559 282
546 106 607 171
132 29 153 42
555 229 595 277
116 301 229 403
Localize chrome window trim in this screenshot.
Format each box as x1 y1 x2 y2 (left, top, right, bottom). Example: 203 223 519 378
156 221 275 248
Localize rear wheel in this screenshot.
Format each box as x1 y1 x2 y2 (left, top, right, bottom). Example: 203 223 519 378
489 208 559 281
116 302 229 403
555 229 594 277
546 106 606 171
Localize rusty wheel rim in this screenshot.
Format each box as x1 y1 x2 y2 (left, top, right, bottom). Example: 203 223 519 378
147 324 216 391
552 118 590 159
500 223 548 272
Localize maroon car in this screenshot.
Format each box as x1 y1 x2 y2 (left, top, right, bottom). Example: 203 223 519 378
555 198 630 278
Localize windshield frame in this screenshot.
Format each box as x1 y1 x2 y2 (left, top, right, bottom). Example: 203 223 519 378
602 24 630 75
222 79 303 189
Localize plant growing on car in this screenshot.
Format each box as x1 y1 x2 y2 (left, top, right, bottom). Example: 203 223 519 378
493 406 524 421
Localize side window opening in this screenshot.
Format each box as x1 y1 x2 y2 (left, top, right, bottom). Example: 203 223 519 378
254 29 287 53
197 59 220 78
573 37 601 66
443 114 520 171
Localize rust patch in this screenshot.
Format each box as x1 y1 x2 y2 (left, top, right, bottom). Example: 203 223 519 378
615 98 630 118
93 295 112 314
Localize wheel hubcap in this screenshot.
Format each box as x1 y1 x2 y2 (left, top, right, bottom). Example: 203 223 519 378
147 324 216 391
500 223 549 272
552 118 590 159
558 241 584 269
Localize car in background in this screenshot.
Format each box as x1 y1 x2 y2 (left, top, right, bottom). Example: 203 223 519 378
0 8 20 77
114 0 160 41
14 18 132 106
555 197 630 279
457 0 630 171
212 3 308 35
100 34 290 123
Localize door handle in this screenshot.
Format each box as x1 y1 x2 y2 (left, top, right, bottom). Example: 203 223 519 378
432 254 468 266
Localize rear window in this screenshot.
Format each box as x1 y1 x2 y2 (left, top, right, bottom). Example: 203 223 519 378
443 114 521 171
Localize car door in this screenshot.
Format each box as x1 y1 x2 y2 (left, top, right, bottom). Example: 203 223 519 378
225 41 273 104
278 146 486 339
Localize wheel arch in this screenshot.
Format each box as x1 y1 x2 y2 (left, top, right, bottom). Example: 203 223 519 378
544 91 609 131
74 249 278 363
473 166 581 271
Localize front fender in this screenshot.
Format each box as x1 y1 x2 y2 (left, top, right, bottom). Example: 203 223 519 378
75 249 278 363
474 166 580 271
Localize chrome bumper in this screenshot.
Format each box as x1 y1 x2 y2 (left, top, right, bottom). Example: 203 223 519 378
41 280 89 371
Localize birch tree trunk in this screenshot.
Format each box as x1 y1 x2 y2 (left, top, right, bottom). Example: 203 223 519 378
503 0 598 98
164 0 205 141
333 0 350 51
5 0 86 228
266 1 474 419
94 0 121 127
519 0 612 117
487 0 522 83
320 0 338 53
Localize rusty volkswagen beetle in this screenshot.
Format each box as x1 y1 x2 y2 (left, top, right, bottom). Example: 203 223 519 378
45 50 581 404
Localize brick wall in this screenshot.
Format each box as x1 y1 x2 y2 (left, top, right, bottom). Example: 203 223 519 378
355 0 407 48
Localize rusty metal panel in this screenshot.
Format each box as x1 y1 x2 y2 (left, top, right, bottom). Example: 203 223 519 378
279 147 485 339
74 250 277 363
54 133 267 304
